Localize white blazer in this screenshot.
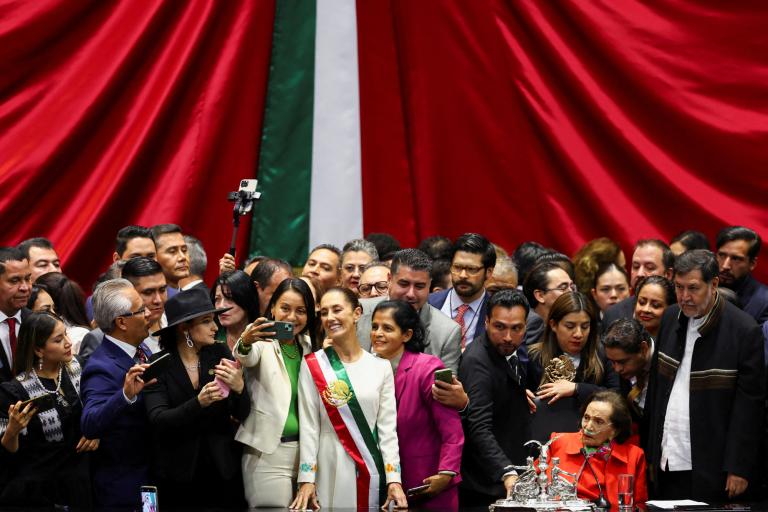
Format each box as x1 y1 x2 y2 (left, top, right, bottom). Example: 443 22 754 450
234 333 313 454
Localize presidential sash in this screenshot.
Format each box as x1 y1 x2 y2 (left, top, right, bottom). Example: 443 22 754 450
305 348 386 509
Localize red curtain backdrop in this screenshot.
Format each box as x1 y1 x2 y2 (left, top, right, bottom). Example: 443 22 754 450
0 0 274 287
2 0 768 288
359 0 768 280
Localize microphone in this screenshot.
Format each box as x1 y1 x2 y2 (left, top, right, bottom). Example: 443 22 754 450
580 448 610 510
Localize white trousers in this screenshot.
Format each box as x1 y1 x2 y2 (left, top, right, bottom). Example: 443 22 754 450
242 441 299 508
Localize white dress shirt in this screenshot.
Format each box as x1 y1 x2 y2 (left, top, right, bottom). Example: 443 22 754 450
0 309 22 367
441 288 486 346
661 316 704 471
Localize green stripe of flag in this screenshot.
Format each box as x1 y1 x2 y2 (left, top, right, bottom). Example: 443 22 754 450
249 0 316 266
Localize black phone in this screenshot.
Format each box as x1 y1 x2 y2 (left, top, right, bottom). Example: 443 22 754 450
142 353 172 382
273 321 294 341
20 393 56 412
140 485 159 511
434 368 453 384
406 484 430 497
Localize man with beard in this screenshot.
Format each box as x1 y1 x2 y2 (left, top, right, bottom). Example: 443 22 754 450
715 226 768 326
645 250 764 501
429 233 495 349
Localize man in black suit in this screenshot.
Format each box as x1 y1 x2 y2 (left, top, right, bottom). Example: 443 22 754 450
0 247 32 383
429 233 496 349
715 226 768 327
459 289 531 506
603 239 674 330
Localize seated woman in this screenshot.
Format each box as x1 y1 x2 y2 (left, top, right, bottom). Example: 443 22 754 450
603 319 653 425
590 262 630 316
0 312 98 507
234 278 318 508
528 291 620 406
370 300 464 509
632 275 675 340
34 272 91 353
143 288 250 508
546 390 647 506
211 270 259 351
291 287 406 510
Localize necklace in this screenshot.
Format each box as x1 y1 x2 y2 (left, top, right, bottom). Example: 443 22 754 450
184 360 200 371
34 364 63 396
280 342 300 359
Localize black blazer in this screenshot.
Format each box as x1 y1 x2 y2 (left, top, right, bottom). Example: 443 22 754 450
458 333 530 498
0 308 32 383
601 296 636 333
143 342 250 482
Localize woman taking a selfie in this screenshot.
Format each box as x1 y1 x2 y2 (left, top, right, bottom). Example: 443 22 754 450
0 312 97 507
528 291 619 406
369 300 463 509
234 278 318 508
143 289 250 508
291 287 407 510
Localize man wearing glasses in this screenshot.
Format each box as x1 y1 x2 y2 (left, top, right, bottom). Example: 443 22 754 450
81 278 155 507
358 262 391 299
429 233 496 349
522 261 577 346
339 238 378 295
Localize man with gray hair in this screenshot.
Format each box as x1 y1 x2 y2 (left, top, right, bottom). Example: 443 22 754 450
645 250 765 501
80 278 155 507
340 238 378 295
485 256 518 296
180 235 209 293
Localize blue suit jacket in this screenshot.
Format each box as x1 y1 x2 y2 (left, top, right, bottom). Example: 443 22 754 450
81 337 150 507
428 289 490 342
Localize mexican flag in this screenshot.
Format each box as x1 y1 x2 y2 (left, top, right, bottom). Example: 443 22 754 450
249 0 363 265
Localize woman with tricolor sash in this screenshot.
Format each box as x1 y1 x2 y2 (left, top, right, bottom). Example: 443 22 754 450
291 287 407 510
234 278 318 508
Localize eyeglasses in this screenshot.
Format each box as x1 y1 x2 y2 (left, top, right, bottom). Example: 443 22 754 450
544 282 577 293
343 264 368 274
450 264 485 276
359 281 389 296
120 306 147 318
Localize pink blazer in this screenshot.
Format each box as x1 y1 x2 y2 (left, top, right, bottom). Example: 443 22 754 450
395 350 464 508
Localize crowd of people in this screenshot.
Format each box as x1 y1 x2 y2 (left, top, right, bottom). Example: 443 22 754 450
0 223 766 510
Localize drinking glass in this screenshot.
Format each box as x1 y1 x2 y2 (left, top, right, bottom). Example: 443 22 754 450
618 473 634 511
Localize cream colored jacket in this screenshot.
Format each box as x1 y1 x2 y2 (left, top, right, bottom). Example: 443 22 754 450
234 332 313 454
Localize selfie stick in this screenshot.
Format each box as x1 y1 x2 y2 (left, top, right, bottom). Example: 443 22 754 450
226 181 261 257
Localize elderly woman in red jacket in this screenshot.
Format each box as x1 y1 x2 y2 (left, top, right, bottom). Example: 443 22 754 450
547 390 647 507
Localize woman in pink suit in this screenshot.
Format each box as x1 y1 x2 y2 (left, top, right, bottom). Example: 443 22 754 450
370 300 464 509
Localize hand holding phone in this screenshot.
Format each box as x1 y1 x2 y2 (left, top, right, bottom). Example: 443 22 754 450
273 321 294 341
434 368 453 384
214 358 241 398
406 484 430 497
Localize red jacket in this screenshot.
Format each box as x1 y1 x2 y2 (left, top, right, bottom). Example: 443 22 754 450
547 432 648 506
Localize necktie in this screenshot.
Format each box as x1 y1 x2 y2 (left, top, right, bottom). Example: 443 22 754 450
135 344 149 364
627 379 645 418
508 353 520 385
455 304 470 349
5 318 17 358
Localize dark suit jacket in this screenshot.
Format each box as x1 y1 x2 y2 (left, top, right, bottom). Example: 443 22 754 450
143 342 250 482
602 296 637 333
80 336 151 507
78 327 104 364
733 273 768 326
428 289 489 341
458 333 529 497
0 308 32 383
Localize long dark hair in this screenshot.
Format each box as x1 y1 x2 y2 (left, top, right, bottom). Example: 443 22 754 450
13 311 65 377
372 300 427 353
34 273 89 328
265 278 318 350
529 291 603 384
210 270 259 327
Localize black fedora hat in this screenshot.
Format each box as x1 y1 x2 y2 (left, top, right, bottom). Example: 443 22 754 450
151 288 231 337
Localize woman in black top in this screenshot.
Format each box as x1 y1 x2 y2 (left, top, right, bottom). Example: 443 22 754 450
0 311 97 507
144 288 250 507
